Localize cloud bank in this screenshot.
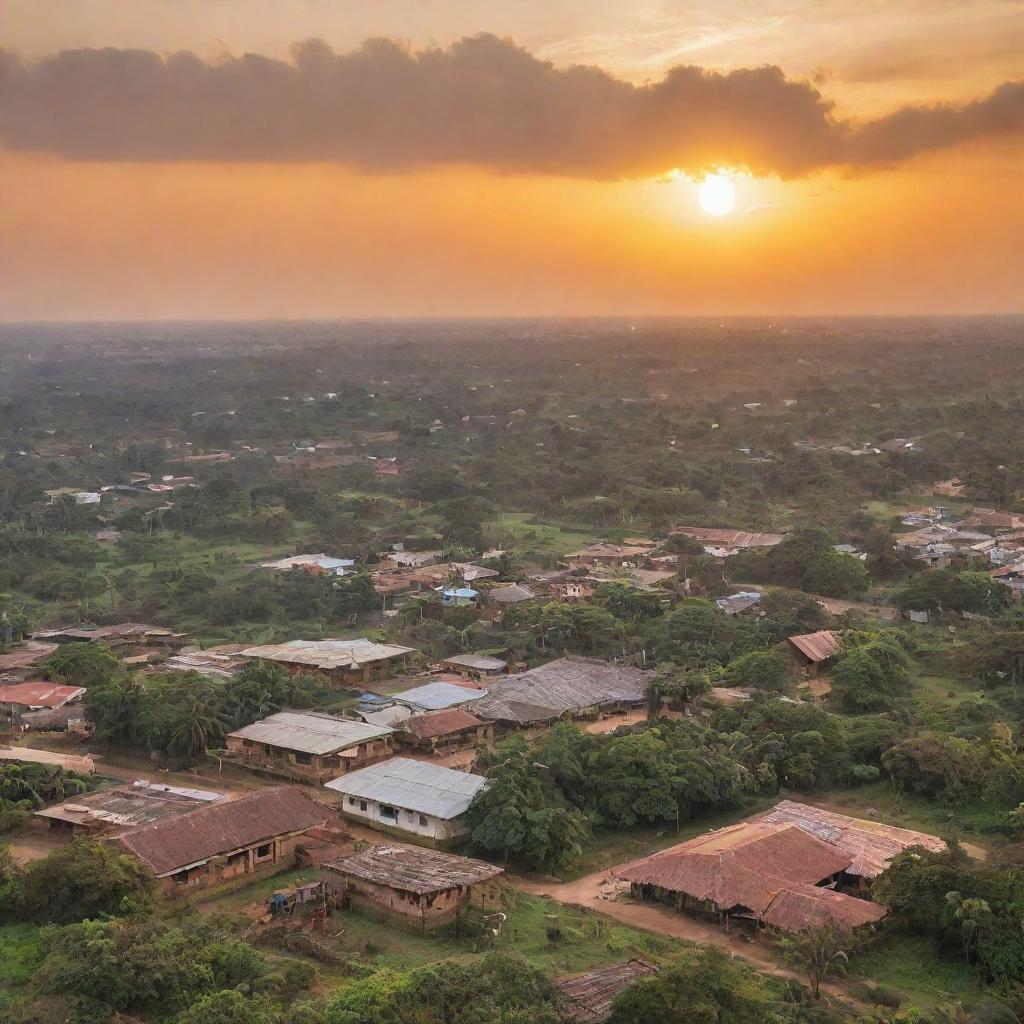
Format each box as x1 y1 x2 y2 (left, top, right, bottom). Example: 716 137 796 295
0 34 1019 178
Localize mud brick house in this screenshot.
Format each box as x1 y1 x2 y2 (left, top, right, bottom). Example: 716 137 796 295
240 638 416 687
225 710 394 783
322 842 503 932
115 786 330 892
393 708 493 755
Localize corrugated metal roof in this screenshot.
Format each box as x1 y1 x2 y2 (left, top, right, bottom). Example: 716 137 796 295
228 711 393 754
324 757 487 819
760 800 946 878
485 656 647 715
786 630 841 663
442 654 508 672
117 787 329 876
397 708 485 740
241 638 415 669
390 682 488 711
324 842 502 895
0 681 85 708
358 705 413 728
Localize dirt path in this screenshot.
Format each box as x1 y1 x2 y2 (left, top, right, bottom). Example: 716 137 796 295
510 869 857 1002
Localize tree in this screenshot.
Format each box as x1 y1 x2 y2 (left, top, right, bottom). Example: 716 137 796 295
778 922 856 998
467 740 590 872
12 839 155 924
592 581 664 622
46 641 122 688
607 947 784 1024
722 649 792 692
801 549 869 598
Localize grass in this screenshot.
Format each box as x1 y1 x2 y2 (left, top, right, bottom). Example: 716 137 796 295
196 875 681 978
850 934 980 1010
484 512 597 557
0 923 45 1015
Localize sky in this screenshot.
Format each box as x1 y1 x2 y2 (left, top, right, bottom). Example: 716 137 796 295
0 0 1021 319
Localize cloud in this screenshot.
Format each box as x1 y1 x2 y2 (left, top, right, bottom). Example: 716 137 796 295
0 34 1019 178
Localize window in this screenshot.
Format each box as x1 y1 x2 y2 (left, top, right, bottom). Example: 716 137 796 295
419 814 428 827
379 804 398 820
294 751 312 765
172 869 189 885
359 800 367 812
255 843 272 860
348 796 356 806
406 811 414 822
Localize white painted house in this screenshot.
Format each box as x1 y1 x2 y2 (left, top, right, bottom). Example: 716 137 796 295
324 757 488 844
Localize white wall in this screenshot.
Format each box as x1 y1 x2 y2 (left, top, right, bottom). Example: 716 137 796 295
337 795 458 841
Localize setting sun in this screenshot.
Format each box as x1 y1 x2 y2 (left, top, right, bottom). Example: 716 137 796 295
698 174 736 217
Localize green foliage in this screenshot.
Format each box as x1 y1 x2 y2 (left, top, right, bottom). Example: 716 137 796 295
320 952 561 1024
895 569 1012 616
778 922 857 998
648 599 762 669
607 946 793 1024
3 839 155 925
723 649 792 691
45 641 122 688
873 848 1024 986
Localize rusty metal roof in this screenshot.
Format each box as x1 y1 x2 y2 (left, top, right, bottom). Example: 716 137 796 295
786 630 841 663
0 681 85 708
556 959 660 1022
324 842 503 895
241 638 415 670
397 708 485 740
228 711 393 755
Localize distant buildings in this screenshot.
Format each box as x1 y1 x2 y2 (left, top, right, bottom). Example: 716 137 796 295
258 553 355 576
671 526 785 558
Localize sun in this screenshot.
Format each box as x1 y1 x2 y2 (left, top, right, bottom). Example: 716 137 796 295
698 173 736 217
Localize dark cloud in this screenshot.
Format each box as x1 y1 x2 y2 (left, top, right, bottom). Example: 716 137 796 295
0 35 1019 178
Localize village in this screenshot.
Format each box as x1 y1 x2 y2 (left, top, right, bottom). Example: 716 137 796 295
1 321 1023 1023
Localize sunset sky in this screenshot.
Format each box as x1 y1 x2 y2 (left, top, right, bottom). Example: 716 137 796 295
1 0 1021 319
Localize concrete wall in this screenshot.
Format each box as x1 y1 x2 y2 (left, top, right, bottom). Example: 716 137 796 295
225 735 392 783
334 794 463 843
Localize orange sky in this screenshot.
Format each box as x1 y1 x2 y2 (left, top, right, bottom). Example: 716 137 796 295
0 1 1020 318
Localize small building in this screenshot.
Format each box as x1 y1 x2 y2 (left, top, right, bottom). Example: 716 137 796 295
671 526 785 557
258 553 355 576
163 644 251 679
715 591 763 616
784 630 841 678
240 638 416 686
322 842 503 932
439 654 508 680
394 708 493 755
0 642 58 680
116 786 330 892
36 780 225 836
324 757 488 843
33 623 185 649
480 656 648 722
225 710 394 783
441 587 478 607
0 680 85 729
484 583 536 608
390 681 488 713
556 960 660 1023
563 543 653 568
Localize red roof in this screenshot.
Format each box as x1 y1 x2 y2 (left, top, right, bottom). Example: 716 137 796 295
116 786 329 876
787 630 841 663
616 821 851 916
760 885 887 931
398 708 486 740
0 681 85 708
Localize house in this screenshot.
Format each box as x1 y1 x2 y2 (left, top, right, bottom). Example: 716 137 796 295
616 819 885 933
615 800 944 932
390 681 488 713
163 644 251 679
441 587 478 607
0 642 58 680
240 638 416 686
451 563 501 583
671 527 785 557
394 709 493 755
33 623 185 649
258 553 355 576
483 584 536 609
563 543 653 568
962 508 1024 532
0 681 86 730
322 843 503 932
35 779 225 836
116 786 330 892
225 710 394 783
324 757 488 843
556 960 660 1023
439 654 508 680
479 657 648 723
784 630 841 679
715 591 763 616
384 548 444 569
